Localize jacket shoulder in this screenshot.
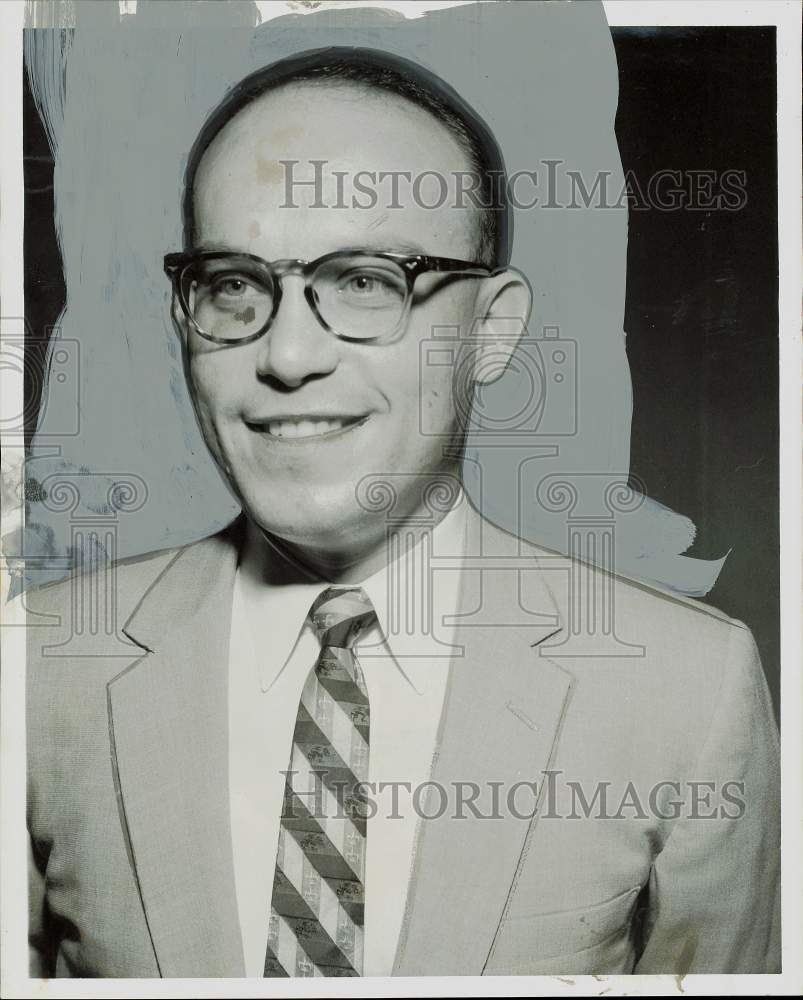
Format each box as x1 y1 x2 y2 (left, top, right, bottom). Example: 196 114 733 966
607 568 750 641
24 524 239 696
522 534 750 641
24 525 240 760
519 534 763 700
478 507 747 639
24 544 181 634
24 523 238 624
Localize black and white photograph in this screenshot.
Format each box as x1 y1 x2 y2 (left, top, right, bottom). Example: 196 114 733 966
0 0 800 995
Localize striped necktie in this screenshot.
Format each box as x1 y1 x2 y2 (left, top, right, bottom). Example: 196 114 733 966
264 586 377 977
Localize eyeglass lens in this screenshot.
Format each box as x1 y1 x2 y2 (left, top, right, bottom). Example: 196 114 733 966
183 254 410 342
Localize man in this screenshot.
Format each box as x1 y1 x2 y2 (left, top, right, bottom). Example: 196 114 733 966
27 48 780 978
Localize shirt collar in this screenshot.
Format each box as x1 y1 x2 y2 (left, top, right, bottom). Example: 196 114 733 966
235 489 468 693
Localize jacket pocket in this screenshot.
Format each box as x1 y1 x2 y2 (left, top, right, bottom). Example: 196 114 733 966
485 885 642 974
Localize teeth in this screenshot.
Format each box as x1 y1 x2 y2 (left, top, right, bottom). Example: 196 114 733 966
267 418 347 438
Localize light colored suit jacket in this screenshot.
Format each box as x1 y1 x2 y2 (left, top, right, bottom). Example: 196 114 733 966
26 509 780 977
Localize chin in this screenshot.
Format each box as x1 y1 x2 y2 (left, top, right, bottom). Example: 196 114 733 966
240 483 372 551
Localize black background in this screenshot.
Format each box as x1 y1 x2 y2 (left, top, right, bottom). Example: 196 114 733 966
613 28 778 717
23 28 780 716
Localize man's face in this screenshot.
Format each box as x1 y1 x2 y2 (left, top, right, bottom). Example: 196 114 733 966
185 83 487 558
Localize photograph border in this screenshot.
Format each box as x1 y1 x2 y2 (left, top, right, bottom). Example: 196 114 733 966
1 1 800 996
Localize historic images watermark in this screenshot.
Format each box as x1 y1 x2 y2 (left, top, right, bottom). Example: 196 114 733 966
280 159 748 212
280 770 749 823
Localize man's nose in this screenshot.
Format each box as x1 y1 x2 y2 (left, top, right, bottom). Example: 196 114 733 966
254 276 340 387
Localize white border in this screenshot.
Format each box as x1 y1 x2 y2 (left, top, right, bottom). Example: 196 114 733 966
0 5 30 1000
1 1 800 997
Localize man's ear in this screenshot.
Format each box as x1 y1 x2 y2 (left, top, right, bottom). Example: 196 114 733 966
471 267 533 384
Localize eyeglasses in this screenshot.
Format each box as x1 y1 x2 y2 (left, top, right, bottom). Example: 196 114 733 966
163 249 493 345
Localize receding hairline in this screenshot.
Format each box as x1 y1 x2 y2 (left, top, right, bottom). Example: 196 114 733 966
182 48 511 265
196 75 477 175
191 76 487 258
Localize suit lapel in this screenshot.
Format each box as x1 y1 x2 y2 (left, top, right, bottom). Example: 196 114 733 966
106 509 574 978
393 508 575 976
108 521 246 978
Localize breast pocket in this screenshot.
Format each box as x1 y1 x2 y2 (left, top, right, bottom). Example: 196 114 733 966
485 885 643 976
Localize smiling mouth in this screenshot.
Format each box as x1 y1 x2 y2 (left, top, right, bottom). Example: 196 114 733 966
246 415 369 441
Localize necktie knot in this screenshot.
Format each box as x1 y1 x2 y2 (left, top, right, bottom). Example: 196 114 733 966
308 586 377 649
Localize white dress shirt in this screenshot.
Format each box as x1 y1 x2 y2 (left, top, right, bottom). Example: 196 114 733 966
227 493 468 977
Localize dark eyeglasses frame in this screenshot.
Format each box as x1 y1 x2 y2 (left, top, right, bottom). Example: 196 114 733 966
163 248 495 345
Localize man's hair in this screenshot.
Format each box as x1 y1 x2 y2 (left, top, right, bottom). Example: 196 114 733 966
182 47 511 267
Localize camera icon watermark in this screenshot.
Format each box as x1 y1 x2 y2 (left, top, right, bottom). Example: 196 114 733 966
0 318 80 438
419 322 576 440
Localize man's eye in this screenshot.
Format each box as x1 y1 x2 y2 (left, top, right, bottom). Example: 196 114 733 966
354 275 376 292
210 276 256 298
339 271 402 300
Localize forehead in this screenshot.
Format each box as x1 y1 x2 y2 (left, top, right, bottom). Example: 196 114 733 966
192 81 479 258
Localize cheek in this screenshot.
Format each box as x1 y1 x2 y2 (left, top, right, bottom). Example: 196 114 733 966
374 332 455 430
419 362 457 423
188 348 243 419
397 287 477 428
